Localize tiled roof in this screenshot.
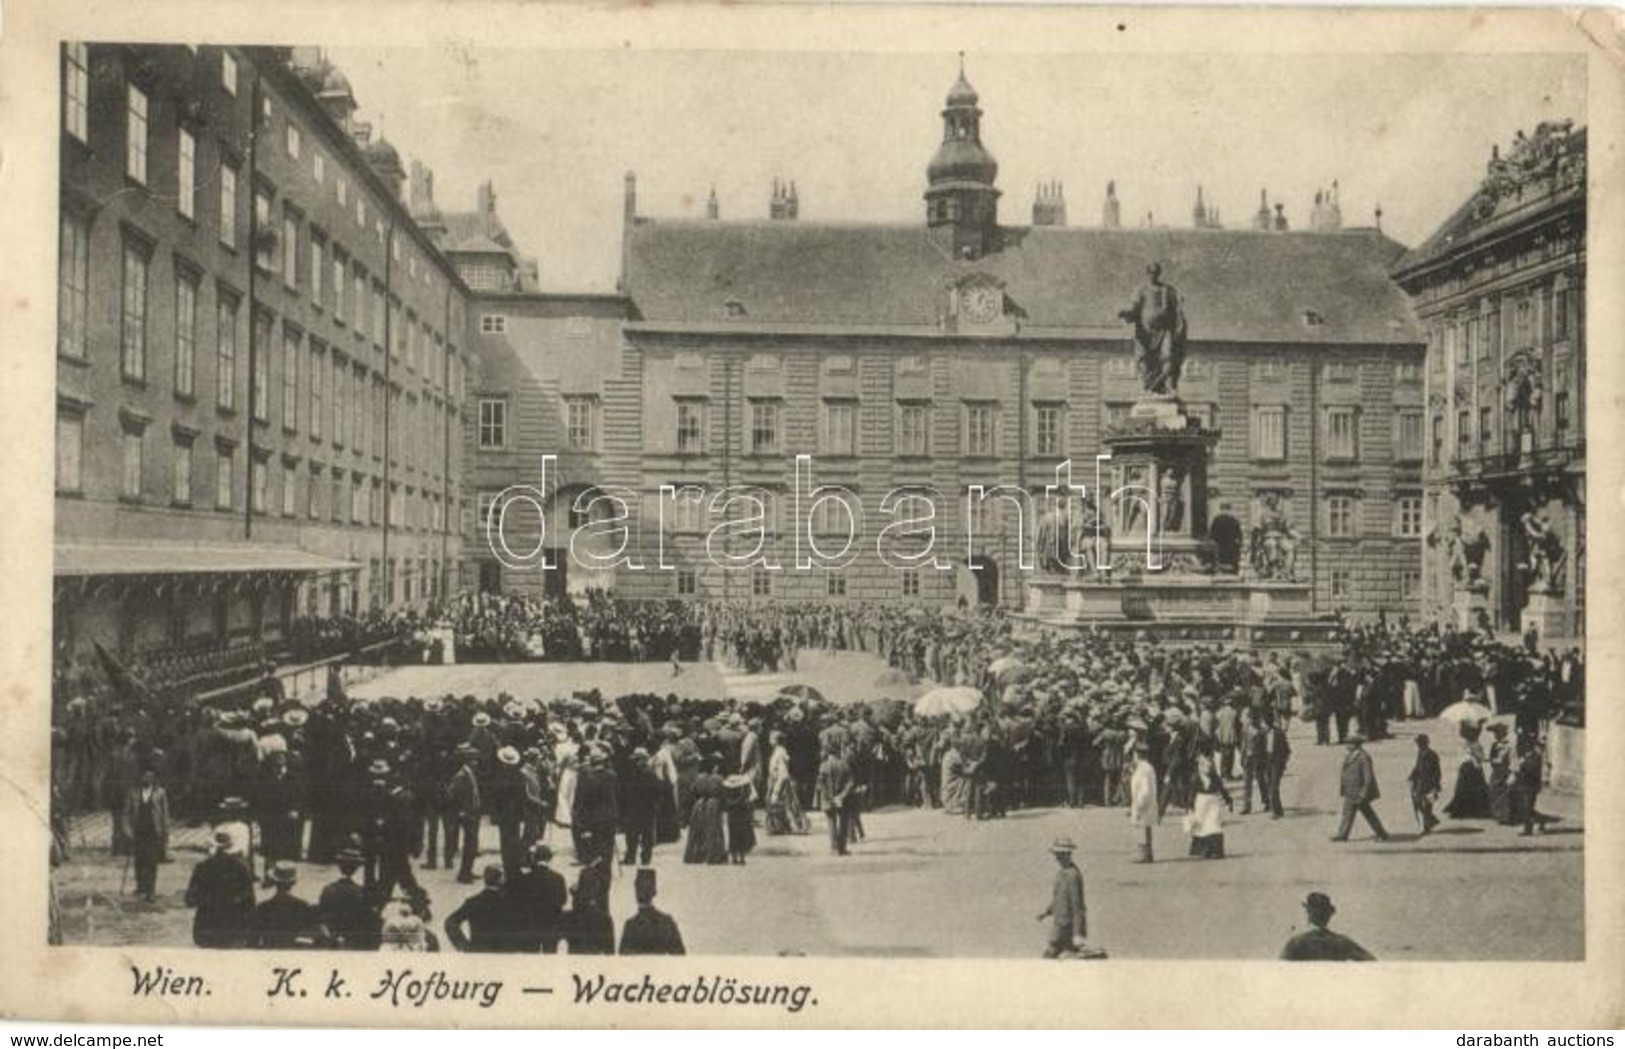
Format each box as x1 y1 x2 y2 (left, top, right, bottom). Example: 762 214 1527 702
624 220 1423 345
437 211 516 257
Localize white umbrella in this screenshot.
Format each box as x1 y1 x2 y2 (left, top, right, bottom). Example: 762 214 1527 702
913 686 983 718
1438 700 1494 724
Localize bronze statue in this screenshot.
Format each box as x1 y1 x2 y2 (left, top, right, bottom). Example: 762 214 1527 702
1520 508 1566 591
1035 493 1111 575
1248 493 1299 581
1117 262 1188 397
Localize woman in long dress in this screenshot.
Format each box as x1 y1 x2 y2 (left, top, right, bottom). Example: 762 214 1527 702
940 737 969 816
1186 750 1232 859
1444 722 1492 819
721 774 757 865
683 762 729 865
765 732 807 835
1487 724 1515 824
552 746 580 854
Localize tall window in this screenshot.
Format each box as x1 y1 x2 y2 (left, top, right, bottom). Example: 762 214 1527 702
174 271 197 397
281 461 297 517
1034 403 1063 456
1395 495 1423 538
1480 405 1494 449
55 412 83 493
1325 406 1358 460
353 268 366 330
752 568 772 598
57 211 90 359
1457 409 1472 453
308 465 322 519
336 176 347 207
219 163 238 249
478 398 507 450
1395 410 1423 462
332 356 346 447
309 345 324 440
901 568 921 598
1330 568 1352 602
215 294 238 410
125 84 148 183
251 312 270 422
826 573 847 598
1252 406 1286 459
214 444 234 509
171 438 192 505
1325 495 1356 538
676 400 704 454
823 400 857 456
282 212 298 288
253 190 273 271
313 152 326 185
567 396 597 451
119 243 149 381
285 123 301 159
251 458 267 514
898 402 930 457
309 234 324 307
1400 569 1420 603
749 400 778 455
1431 415 1444 466
280 329 298 431
177 128 196 219
351 366 365 452
221 52 237 95
63 43 88 141
964 403 996 457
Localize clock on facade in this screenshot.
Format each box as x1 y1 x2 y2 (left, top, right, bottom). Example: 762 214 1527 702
960 283 1003 324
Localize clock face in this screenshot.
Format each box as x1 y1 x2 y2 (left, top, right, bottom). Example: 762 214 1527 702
962 284 1002 324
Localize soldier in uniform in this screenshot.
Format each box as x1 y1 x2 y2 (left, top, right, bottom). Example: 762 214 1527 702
1280 892 1375 961
618 868 686 956
246 861 330 949
1036 837 1087 959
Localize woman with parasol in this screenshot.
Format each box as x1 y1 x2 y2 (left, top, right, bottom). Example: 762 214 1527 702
721 771 758 865
1440 692 1494 820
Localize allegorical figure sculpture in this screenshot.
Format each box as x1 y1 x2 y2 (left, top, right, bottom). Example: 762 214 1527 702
1441 518 1491 590
1158 468 1184 534
1118 262 1189 397
1035 493 1111 575
1519 508 1566 591
1249 493 1299 581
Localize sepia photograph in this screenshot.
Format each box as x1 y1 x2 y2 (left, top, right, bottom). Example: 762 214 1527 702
3 1 1622 1029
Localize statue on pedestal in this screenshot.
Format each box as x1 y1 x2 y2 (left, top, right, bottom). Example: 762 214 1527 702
1519 508 1566 591
1117 262 1188 397
1158 468 1184 534
1443 519 1491 591
1034 493 1111 575
1249 493 1299 581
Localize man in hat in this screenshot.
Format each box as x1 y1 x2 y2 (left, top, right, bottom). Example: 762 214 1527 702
816 742 855 856
255 750 302 875
572 743 621 872
619 746 663 867
319 844 381 950
445 743 482 883
184 829 257 948
123 766 170 903
508 843 569 953
1129 743 1159 862
1037 837 1087 958
1332 734 1389 842
619 868 686 955
444 864 516 953
1407 733 1443 835
1279 892 1375 961
247 861 329 949
491 745 529 876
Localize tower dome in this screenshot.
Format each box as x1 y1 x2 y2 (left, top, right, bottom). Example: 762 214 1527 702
923 58 1001 260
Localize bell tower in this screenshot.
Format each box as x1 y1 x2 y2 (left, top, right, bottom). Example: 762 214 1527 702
925 55 1001 260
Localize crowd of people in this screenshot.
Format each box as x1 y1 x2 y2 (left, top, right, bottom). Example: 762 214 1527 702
51 591 1583 953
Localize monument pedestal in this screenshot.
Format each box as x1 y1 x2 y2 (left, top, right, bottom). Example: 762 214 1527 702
1520 588 1566 641
1452 586 1490 631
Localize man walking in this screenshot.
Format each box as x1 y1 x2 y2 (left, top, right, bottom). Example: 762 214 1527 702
1407 733 1443 835
1037 837 1086 958
1332 733 1389 842
1262 710 1291 819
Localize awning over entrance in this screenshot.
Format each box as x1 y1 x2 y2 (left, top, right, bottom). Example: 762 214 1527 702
55 542 360 578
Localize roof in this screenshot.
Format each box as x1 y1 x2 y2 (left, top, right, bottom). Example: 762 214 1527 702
56 543 360 578
624 220 1423 345
437 211 516 258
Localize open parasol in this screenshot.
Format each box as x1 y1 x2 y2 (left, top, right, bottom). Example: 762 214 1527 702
913 685 982 718
1437 699 1494 724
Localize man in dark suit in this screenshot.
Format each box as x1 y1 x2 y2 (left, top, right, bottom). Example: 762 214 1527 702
619 868 685 956
507 844 569 953
124 767 169 903
816 745 854 856
247 862 329 949
572 745 620 873
1407 733 1443 835
618 747 662 867
184 829 256 948
444 864 516 953
1331 734 1389 842
1280 892 1375 961
445 745 482 883
318 846 380 950
1262 711 1292 819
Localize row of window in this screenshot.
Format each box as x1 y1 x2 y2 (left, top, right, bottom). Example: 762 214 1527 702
1430 390 1575 465
56 409 450 529
1434 279 1580 371
475 395 1423 463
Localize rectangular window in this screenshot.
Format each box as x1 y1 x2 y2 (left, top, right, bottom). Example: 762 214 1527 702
1395 410 1423 462
57 211 90 359
372 286 386 345
480 314 508 335
253 190 273 271
282 213 298 288
215 294 238 410
214 445 234 509
252 312 270 422
308 466 322 519
221 52 237 95
567 396 596 451
826 573 847 598
219 163 238 249
63 43 88 141
313 151 325 185
1457 409 1472 452
332 250 347 319
1431 415 1445 466
1395 360 1421 385
281 462 297 517
309 345 324 440
1330 568 1352 602
1105 403 1130 431
1400 569 1420 603
676 568 697 597
171 438 192 505
1480 405 1494 449
332 356 346 447
964 403 996 457
897 402 930 457
336 176 347 207
478 398 507 450
119 428 143 499
822 400 857 456
174 272 197 397
55 413 83 493
177 128 196 219
285 123 301 159
125 84 148 183
1034 403 1063 456
1325 495 1356 538
901 568 920 598
749 400 778 455
1252 406 1286 460
250 457 267 514
309 234 324 307
1556 389 1572 436
353 268 366 330
1395 495 1423 538
676 400 705 454
281 330 299 431
351 366 365 452
1325 406 1358 460
1455 322 1470 365
752 568 772 597
120 243 149 381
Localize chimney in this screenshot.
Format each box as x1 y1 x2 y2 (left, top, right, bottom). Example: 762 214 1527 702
787 181 799 220
618 170 637 294
1273 202 1289 232
477 180 496 215
706 186 719 220
1102 180 1121 229
1253 188 1271 231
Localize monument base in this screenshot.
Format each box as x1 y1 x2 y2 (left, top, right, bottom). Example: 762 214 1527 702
1453 587 1491 631
1019 573 1334 648
1520 588 1566 642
